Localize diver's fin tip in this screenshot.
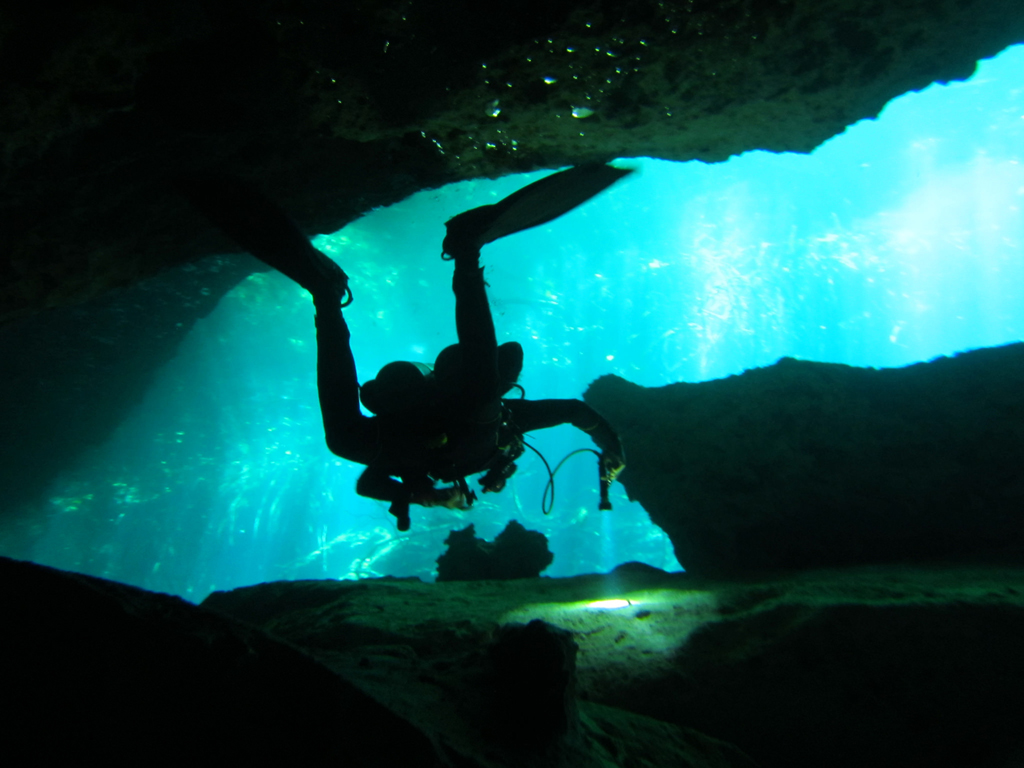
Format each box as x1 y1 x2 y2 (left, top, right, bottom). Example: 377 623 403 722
610 162 640 177
441 161 637 254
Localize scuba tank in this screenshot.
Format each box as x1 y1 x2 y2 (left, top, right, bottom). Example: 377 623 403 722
359 341 524 415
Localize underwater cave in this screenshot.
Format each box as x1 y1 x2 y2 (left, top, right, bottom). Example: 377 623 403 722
6 45 1024 597
3 2 1024 766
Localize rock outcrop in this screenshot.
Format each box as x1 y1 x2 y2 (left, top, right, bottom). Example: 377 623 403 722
585 343 1024 575
436 520 555 582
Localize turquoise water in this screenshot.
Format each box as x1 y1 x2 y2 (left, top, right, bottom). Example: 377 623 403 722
32 45 1024 599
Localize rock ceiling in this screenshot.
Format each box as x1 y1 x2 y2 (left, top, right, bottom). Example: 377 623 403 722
3 0 1023 323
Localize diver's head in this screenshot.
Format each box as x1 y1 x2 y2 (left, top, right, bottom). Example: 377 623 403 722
360 361 432 415
498 342 524 392
433 342 524 396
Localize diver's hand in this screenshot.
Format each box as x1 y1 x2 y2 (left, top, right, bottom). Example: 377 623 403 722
412 486 471 510
601 450 625 483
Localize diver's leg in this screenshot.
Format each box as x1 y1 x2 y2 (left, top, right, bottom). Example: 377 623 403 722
183 174 351 303
439 164 633 410
451 255 500 413
315 298 377 464
186 174 371 458
356 468 412 530
356 467 408 502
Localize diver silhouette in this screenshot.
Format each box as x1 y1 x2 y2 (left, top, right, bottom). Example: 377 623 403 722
185 165 627 531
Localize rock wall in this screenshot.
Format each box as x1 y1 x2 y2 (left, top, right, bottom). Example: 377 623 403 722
585 343 1024 574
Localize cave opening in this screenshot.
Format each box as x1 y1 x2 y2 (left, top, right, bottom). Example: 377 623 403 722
19 44 1024 600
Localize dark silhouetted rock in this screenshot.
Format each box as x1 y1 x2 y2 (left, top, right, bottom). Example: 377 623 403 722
12 548 1020 767
436 520 554 581
585 343 1024 575
0 555 444 766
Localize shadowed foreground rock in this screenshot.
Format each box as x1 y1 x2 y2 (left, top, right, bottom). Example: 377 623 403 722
6 554 1024 766
2 556 750 767
585 343 1024 575
0 556 441 765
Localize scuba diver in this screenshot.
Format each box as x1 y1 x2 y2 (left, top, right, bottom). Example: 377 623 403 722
185 164 627 531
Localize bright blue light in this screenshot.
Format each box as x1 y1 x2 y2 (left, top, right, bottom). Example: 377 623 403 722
27 45 1024 599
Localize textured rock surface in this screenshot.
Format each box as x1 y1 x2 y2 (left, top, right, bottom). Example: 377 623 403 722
585 343 1024 575
3 0 1024 322
8 547 1024 766
2 554 753 767
202 560 1024 768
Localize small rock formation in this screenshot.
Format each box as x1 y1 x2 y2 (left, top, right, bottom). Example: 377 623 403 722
584 343 1024 575
436 519 554 581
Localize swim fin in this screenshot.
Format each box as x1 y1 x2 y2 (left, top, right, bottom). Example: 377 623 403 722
442 163 634 257
181 174 351 305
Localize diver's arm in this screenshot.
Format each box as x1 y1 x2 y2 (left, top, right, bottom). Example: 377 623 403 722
316 304 379 465
505 399 625 473
357 467 470 532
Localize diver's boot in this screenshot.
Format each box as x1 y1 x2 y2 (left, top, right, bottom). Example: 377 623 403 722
182 174 352 305
389 499 412 532
299 246 352 307
441 162 634 259
441 206 497 260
